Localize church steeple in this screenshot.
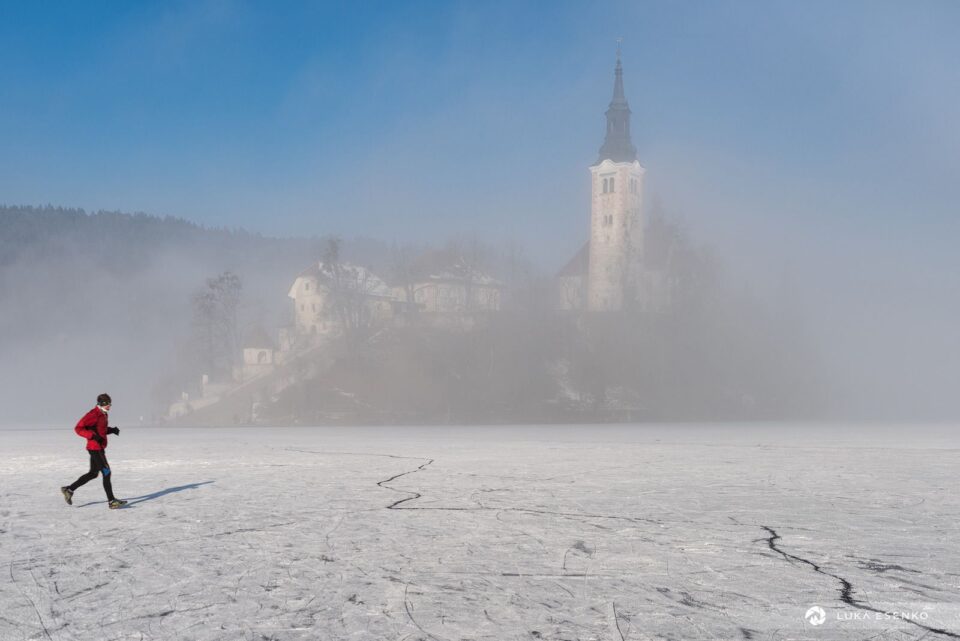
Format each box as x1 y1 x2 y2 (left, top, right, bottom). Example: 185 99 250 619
597 47 637 164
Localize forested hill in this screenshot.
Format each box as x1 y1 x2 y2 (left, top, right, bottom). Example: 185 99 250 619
3 205 295 269
0 205 379 425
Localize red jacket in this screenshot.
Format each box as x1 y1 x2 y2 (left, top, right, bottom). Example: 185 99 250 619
74 407 109 451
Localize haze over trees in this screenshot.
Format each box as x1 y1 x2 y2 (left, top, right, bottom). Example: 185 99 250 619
1 204 825 425
1 205 338 423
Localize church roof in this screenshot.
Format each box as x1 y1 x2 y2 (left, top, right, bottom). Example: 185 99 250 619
556 241 589 278
597 51 638 164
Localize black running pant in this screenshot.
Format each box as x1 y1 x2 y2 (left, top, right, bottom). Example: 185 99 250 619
68 450 116 501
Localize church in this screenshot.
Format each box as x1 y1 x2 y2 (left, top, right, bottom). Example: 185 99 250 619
557 51 660 312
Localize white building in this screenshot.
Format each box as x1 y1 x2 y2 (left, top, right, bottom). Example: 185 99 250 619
287 261 394 336
396 251 503 315
237 325 276 381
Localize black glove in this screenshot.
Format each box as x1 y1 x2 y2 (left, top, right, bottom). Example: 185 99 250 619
107 426 120 435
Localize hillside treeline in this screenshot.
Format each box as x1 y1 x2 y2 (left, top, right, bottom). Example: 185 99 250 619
0 206 326 423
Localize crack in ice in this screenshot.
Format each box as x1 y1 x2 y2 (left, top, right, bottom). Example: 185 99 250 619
760 525 960 639
377 458 436 510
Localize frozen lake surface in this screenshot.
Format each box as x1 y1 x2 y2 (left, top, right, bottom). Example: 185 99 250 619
2 423 959 640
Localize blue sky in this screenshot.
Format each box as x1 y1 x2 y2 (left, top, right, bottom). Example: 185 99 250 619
2 0 959 415
3 1 956 263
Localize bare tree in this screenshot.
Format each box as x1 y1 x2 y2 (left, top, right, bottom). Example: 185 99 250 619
320 237 383 345
191 271 242 382
445 236 491 312
389 241 425 313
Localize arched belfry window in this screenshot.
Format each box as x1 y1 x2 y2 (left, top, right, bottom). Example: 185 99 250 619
602 178 609 194
609 177 615 193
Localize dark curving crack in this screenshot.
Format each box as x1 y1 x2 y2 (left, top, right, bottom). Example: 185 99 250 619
287 447 438 510
293 447 663 526
377 458 435 509
760 525 959 639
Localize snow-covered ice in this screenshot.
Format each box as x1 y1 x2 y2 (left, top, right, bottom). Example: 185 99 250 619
2 423 959 640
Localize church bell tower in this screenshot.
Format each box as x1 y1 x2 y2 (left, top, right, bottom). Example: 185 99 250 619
587 48 645 311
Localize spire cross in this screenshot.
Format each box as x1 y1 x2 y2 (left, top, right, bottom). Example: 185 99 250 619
616 37 622 60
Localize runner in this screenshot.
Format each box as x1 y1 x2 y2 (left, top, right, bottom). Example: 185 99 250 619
61 393 127 509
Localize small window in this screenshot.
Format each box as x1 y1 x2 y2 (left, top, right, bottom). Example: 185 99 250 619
300 304 305 312
609 177 615 193
305 282 310 291
602 178 608 194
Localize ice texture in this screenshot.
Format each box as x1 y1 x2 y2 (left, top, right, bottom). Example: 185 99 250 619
1 424 958 640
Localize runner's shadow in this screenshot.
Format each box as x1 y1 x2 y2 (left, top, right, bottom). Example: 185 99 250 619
78 481 215 508
125 481 215 507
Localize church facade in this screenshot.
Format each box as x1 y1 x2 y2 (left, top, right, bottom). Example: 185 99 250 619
558 52 647 312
